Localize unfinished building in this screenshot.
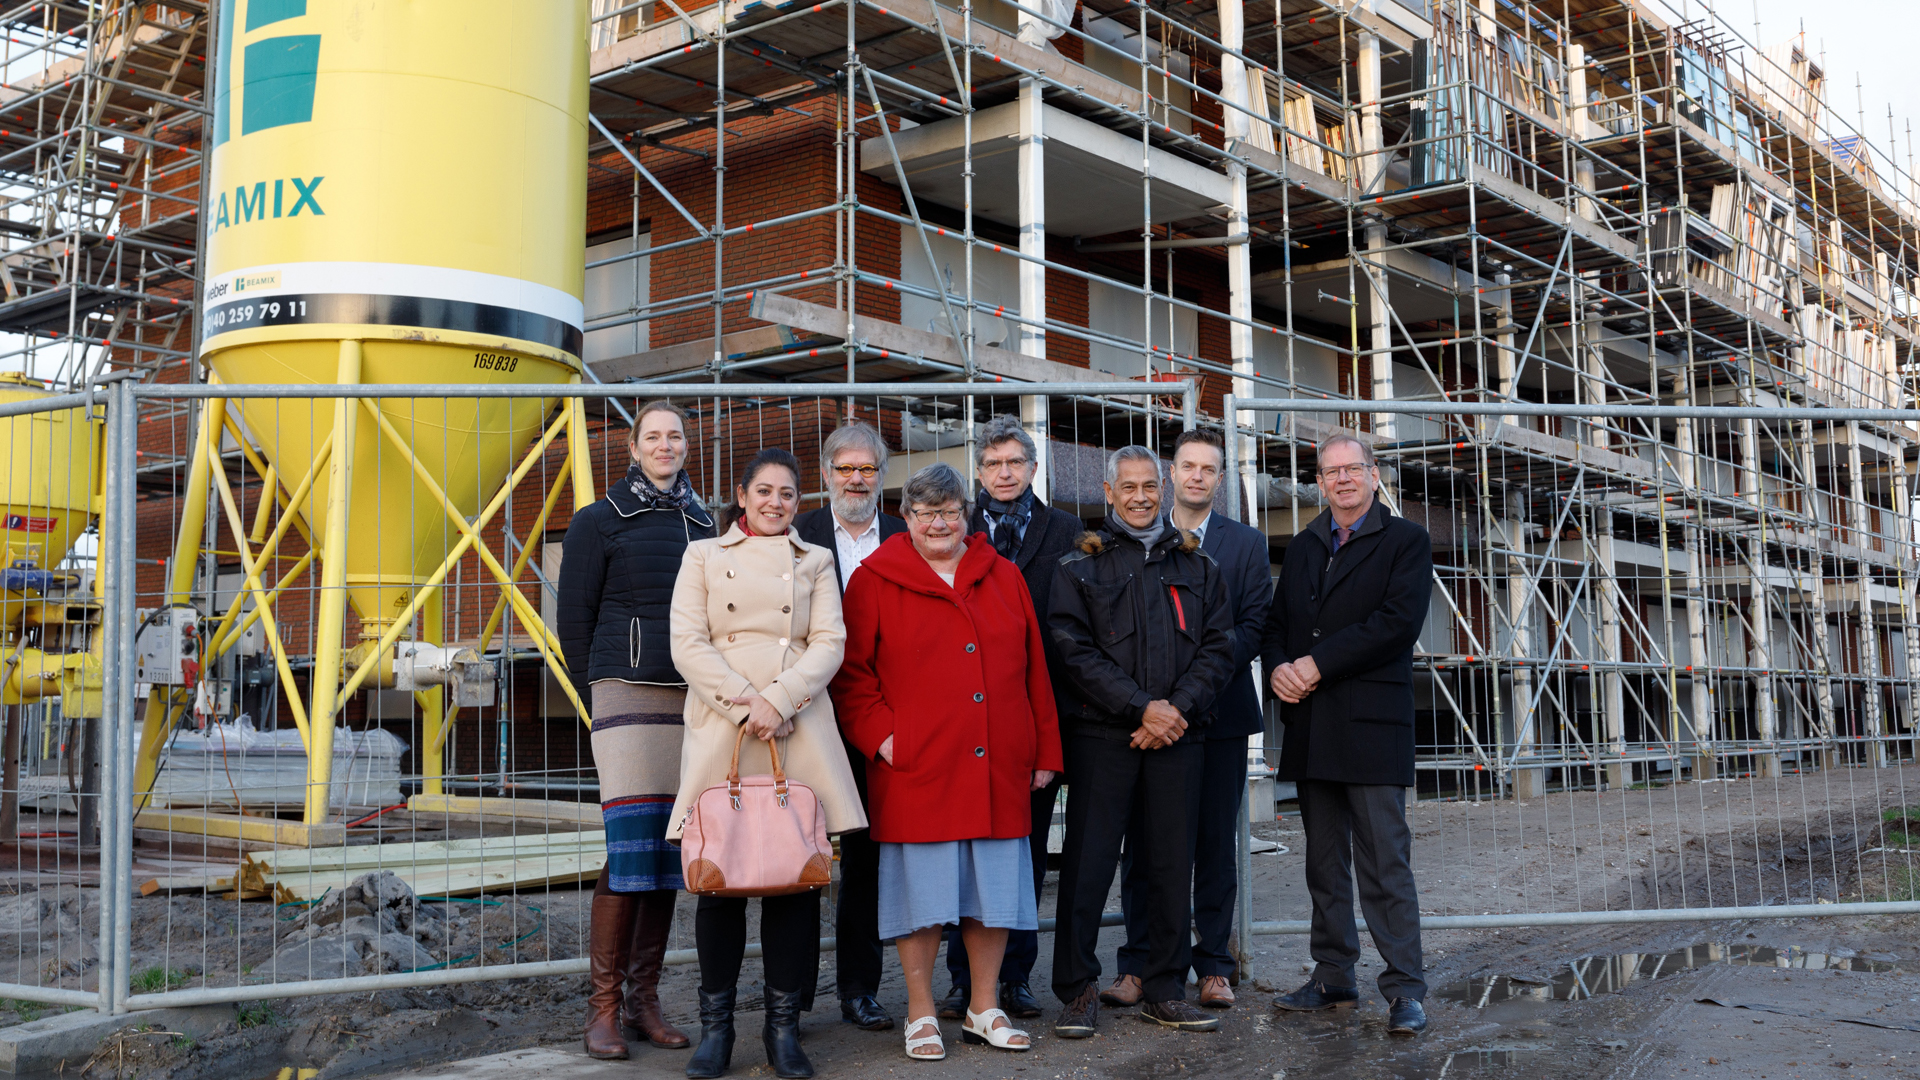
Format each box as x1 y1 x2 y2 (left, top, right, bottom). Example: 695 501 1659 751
0 0 1915 819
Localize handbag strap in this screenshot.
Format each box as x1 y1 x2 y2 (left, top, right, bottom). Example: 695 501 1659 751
726 721 790 789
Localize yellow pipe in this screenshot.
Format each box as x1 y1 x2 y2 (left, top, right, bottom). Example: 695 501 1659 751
304 341 362 825
354 399 586 719
134 397 226 806
221 411 319 552
247 464 277 544
208 432 312 744
430 462 573 760
202 435 332 658
327 405 574 713
569 388 596 513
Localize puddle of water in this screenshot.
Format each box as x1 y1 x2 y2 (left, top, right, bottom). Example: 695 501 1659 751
1438 1046 1551 1075
1436 944 1898 1007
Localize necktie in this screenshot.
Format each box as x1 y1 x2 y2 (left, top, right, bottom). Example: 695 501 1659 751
994 515 1021 558
1335 524 1352 550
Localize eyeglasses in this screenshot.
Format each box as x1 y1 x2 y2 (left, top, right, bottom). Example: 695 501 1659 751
831 463 880 479
981 456 1030 473
1317 463 1373 481
909 508 965 524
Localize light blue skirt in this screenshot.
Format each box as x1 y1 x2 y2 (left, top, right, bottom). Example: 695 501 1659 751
876 837 1036 940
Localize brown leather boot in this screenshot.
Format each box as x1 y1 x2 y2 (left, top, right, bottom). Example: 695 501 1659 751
621 890 690 1048
584 893 635 1059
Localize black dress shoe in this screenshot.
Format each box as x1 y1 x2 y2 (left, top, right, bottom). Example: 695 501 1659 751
937 983 969 1021
839 994 894 1031
999 981 1043 1019
1272 979 1360 1012
1387 997 1427 1035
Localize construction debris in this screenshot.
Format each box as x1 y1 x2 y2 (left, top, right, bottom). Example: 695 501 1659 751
245 830 607 903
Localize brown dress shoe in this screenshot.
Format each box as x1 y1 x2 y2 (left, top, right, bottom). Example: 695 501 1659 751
1099 974 1143 1007
1197 975 1235 1009
584 893 635 1059
621 890 690 1048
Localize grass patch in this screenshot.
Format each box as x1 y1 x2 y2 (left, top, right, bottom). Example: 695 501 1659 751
1869 866 1920 903
1882 805 1919 848
0 999 42 1023
236 1001 279 1029
129 967 192 995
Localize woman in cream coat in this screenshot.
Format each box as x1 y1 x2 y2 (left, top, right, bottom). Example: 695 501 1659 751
670 446 865 1080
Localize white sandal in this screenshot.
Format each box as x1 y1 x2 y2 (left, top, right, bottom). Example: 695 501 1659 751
904 1015 945 1061
961 1007 1032 1051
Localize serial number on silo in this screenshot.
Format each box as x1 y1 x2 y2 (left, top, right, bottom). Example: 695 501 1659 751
474 352 520 372
206 300 307 329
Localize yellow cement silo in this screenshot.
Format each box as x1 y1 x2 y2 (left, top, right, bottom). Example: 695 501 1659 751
140 0 594 827
0 375 104 711
0 375 99 579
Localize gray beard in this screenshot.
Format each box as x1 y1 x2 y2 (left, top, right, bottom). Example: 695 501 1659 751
831 489 880 525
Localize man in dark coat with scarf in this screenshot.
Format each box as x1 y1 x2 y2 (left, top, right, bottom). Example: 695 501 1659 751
1261 432 1433 1036
939 413 1085 1021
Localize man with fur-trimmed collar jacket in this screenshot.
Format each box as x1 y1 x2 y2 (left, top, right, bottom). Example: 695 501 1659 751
1044 445 1235 1037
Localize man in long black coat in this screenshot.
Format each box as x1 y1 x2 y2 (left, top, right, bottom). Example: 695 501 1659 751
940 413 1084 1020
1261 433 1433 1036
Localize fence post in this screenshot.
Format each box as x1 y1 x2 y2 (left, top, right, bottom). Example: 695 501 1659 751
98 376 137 1013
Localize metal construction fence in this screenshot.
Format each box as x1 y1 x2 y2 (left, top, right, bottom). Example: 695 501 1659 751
0 379 1916 1016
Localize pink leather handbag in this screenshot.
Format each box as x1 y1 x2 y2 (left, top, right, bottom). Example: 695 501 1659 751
680 726 834 897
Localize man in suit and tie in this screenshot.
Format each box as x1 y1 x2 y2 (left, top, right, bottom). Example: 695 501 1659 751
1105 428 1271 1010
938 413 1085 1021
1261 432 1433 1036
792 420 908 1032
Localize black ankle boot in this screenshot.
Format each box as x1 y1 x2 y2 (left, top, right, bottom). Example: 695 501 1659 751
686 987 736 1079
762 987 813 1079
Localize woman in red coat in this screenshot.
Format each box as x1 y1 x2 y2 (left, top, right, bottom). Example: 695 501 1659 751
833 462 1064 1062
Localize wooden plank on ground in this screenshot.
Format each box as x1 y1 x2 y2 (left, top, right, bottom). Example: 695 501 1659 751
248 831 607 876
406 793 600 826
133 809 346 849
264 851 607 902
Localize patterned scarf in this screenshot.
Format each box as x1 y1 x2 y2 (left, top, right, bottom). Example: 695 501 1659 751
980 487 1034 558
623 461 698 512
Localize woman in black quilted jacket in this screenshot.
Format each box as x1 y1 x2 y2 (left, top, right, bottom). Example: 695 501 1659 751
558 399 714 1060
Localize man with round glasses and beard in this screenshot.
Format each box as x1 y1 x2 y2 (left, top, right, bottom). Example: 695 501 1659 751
794 420 908 1033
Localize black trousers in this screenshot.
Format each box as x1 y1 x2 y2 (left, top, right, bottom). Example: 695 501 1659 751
695 890 821 997
1298 779 1425 1001
1051 734 1202 1006
834 738 885 1000
1117 734 1244 979
943 776 1062 988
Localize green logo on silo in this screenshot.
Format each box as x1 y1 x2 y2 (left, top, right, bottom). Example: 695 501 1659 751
213 0 320 147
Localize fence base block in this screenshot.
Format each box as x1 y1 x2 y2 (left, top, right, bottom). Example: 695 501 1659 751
0 1004 234 1074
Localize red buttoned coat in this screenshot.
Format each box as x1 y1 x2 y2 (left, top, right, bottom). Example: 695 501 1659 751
832 532 1064 844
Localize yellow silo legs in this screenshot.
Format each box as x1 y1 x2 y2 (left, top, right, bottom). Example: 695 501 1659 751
425 461 575 777
303 340 363 825
569 395 596 512
207 427 314 747
133 397 224 812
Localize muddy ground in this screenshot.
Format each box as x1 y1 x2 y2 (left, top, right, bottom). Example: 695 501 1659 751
10 768 1920 1079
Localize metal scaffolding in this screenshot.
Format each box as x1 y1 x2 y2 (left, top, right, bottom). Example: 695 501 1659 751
0 1 207 385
